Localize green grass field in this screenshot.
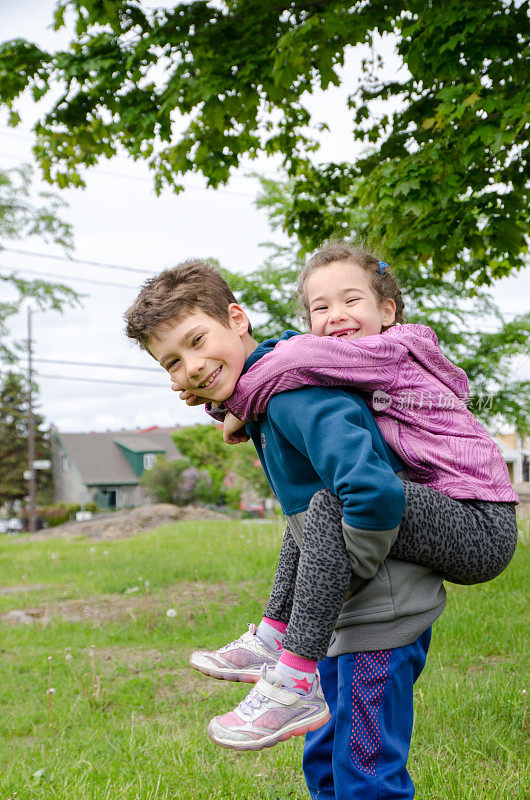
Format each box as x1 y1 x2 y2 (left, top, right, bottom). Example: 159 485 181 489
0 519 528 799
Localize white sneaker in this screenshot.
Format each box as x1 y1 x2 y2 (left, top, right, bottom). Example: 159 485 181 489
189 624 280 683
207 666 330 751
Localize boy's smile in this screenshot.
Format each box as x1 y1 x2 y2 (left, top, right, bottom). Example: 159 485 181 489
148 305 256 403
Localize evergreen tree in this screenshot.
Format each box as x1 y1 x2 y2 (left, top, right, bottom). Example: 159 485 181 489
0 371 53 512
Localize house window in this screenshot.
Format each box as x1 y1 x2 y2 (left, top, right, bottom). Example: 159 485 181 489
143 453 156 470
62 457 70 471
523 455 529 482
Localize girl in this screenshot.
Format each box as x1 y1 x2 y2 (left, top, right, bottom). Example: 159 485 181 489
177 243 518 747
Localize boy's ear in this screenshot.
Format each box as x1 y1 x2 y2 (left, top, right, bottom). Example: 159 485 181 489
227 303 250 335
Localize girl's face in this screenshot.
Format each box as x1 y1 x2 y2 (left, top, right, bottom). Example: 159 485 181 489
306 261 396 340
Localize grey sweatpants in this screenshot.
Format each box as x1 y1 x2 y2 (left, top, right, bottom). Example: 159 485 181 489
265 482 519 659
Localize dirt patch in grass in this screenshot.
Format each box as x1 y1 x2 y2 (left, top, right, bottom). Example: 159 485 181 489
154 670 230 713
62 645 231 704
94 646 179 669
467 654 511 673
87 644 224 682
0 583 51 596
19 503 230 542
1 580 242 627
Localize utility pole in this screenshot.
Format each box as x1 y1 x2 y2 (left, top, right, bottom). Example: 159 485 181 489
27 306 36 533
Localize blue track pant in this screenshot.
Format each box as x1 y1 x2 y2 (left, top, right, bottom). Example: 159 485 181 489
303 628 432 800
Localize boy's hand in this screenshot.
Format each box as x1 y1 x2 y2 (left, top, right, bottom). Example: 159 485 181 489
170 377 205 407
179 389 206 406
223 412 250 444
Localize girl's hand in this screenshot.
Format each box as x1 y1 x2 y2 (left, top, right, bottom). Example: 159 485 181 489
223 412 249 444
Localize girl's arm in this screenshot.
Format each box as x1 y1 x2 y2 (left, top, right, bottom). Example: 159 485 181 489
223 332 408 421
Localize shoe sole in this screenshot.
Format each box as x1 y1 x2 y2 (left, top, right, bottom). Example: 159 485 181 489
207 708 331 752
189 653 263 684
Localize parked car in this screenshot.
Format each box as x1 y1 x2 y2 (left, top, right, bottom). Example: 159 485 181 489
7 518 24 534
240 501 265 518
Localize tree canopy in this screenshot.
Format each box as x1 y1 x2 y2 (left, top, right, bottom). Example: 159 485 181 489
0 0 528 284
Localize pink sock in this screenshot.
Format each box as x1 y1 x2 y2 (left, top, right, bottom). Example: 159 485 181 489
275 650 318 694
256 617 287 653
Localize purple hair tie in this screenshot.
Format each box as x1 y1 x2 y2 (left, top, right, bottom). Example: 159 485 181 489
377 261 389 274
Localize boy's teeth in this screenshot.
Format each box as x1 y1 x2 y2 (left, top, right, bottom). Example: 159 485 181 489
200 367 221 388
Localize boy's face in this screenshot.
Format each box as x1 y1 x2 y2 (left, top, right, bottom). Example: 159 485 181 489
148 304 253 403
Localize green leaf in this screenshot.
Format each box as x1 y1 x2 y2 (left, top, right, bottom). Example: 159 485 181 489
463 91 481 108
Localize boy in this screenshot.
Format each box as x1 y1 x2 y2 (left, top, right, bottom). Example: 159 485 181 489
124 259 446 800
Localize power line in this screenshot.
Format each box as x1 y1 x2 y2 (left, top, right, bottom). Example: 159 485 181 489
32 357 161 372
0 266 136 290
35 372 168 388
1 246 155 275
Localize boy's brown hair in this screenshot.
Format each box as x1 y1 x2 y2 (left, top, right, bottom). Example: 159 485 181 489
297 242 405 329
124 258 252 353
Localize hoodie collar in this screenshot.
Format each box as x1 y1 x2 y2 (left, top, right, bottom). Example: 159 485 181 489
242 330 300 374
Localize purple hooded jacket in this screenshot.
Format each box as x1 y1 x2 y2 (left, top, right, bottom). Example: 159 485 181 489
223 324 518 503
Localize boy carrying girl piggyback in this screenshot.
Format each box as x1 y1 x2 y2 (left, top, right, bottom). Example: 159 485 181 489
124 244 517 800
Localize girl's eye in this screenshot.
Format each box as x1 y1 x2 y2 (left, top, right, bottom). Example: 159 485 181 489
192 334 203 346
167 358 179 371
346 297 360 304
312 305 327 312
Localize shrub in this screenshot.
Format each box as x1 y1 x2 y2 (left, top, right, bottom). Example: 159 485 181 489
140 456 213 506
19 502 82 528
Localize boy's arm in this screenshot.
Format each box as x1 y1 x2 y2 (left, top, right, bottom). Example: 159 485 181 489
268 388 406 588
223 333 408 421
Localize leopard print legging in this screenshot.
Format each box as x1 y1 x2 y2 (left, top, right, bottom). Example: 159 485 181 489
265 482 519 659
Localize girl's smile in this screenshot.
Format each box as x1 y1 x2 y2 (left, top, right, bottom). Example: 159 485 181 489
306 262 396 340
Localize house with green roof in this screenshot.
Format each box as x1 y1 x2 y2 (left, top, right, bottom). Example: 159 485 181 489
50 425 182 509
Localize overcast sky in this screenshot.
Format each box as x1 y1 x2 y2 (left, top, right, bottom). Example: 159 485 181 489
1 0 529 435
